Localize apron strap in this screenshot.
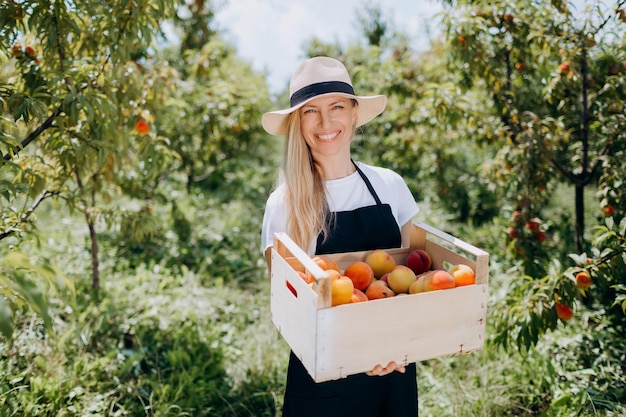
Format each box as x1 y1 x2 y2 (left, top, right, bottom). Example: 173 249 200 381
352 160 383 206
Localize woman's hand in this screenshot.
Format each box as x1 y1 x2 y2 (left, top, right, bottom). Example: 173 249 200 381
366 361 406 377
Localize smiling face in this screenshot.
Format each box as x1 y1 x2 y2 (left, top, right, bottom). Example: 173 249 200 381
298 95 358 162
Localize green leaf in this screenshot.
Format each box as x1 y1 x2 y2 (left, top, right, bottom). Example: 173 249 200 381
0 294 14 339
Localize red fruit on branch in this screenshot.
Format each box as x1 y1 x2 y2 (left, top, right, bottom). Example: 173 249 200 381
135 119 150 135
556 303 574 321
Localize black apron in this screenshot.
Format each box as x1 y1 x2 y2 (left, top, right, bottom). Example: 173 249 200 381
282 164 418 417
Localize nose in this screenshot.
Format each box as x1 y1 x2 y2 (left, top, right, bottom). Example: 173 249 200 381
318 109 331 129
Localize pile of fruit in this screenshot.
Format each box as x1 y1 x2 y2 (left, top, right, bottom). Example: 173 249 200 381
297 248 476 306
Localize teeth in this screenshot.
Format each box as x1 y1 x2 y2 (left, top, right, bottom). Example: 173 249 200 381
318 131 339 140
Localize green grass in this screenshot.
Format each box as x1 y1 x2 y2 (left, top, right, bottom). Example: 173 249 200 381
2 184 625 416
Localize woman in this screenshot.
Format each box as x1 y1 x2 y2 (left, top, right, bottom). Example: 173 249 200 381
261 56 419 417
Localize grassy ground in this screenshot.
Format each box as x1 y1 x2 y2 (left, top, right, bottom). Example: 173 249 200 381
2 184 625 416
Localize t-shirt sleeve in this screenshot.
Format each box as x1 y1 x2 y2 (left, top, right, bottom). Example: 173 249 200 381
394 173 419 226
261 187 287 253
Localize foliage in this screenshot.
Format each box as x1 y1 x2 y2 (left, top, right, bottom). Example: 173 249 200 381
1 0 274 338
0 233 283 416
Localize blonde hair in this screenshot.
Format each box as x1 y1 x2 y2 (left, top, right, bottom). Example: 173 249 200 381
280 111 330 251
278 99 358 251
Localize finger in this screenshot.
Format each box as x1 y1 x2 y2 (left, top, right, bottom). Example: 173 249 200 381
366 364 383 376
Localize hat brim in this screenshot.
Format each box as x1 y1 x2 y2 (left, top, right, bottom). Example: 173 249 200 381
261 93 387 136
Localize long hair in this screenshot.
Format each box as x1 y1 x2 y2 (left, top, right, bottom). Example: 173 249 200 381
280 111 330 252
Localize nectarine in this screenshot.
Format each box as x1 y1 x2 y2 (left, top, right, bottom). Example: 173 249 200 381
406 249 432 274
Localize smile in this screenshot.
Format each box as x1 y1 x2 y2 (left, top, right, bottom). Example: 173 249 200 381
317 131 341 141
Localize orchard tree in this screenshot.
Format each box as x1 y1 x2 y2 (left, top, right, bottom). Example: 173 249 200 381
438 0 626 408
0 0 272 340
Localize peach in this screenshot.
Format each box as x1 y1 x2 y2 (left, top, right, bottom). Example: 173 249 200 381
307 256 340 282
344 261 375 291
331 275 354 306
576 271 591 289
556 303 573 321
406 249 432 274
297 270 312 284
387 265 417 294
364 249 396 278
449 264 476 287
417 269 455 292
365 280 396 300
312 256 339 271
350 288 368 303
408 271 434 294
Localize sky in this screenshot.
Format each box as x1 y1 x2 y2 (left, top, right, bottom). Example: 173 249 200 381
213 0 444 95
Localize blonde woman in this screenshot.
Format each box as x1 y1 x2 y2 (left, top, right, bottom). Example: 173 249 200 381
261 56 419 417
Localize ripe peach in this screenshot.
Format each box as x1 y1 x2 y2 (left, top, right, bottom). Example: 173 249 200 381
406 249 432 274
296 270 311 284
380 273 390 284
350 288 368 303
312 256 339 271
525 219 541 233
344 261 375 291
408 271 433 294
331 275 354 306
420 269 455 292
365 280 396 300
556 303 573 321
387 265 417 294
603 205 615 217
135 119 150 135
364 249 396 278
449 264 476 287
576 271 592 290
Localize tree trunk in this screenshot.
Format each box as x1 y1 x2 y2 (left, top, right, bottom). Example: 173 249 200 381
575 184 585 253
86 213 100 291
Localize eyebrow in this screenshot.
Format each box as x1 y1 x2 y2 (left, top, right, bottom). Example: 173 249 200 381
302 99 349 109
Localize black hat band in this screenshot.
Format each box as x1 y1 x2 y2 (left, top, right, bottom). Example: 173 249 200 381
290 81 355 107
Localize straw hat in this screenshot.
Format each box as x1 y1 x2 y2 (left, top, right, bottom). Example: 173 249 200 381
261 56 387 136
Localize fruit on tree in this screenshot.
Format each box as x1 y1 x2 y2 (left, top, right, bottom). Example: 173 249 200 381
556 303 574 321
576 271 592 290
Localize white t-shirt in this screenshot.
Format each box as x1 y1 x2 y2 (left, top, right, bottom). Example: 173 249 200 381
261 162 419 255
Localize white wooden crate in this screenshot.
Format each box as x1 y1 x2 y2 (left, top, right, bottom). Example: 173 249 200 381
270 222 489 383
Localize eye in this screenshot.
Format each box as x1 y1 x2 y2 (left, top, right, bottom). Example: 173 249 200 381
302 108 316 114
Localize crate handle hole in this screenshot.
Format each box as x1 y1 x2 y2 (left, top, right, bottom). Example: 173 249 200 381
285 280 298 298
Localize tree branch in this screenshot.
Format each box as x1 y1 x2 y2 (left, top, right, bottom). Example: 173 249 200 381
0 190 59 240
2 106 62 161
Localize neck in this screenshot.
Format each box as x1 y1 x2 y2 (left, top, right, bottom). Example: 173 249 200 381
317 154 356 180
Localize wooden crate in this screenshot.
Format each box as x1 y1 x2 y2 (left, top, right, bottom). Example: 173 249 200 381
270 222 489 383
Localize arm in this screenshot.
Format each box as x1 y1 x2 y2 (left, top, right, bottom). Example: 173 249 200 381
264 246 272 273
401 220 412 248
